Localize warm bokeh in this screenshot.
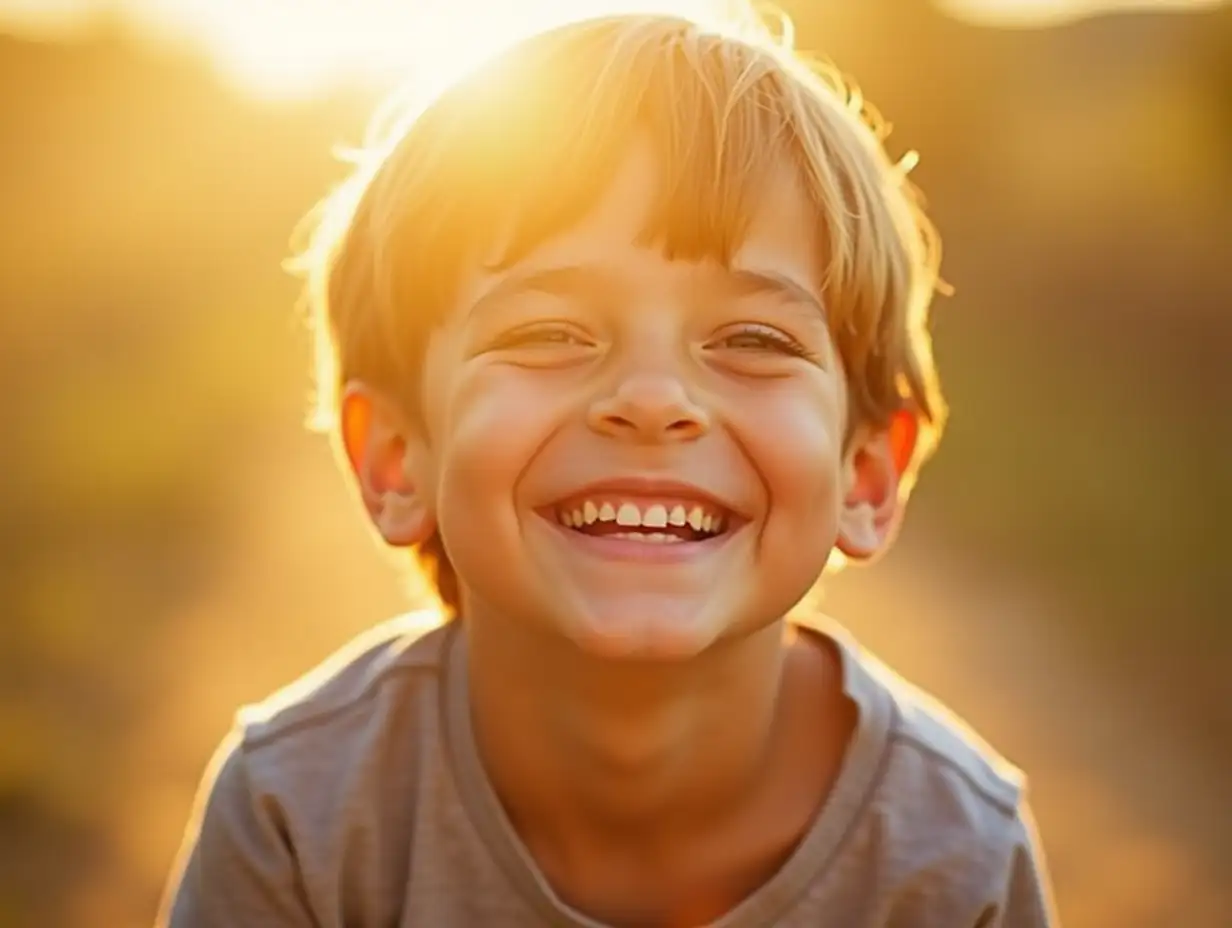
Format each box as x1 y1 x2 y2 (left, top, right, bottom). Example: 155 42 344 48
1 1 1229 926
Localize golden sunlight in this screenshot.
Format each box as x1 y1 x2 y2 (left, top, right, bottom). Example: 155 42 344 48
0 0 723 100
0 0 1224 98
937 0 1225 26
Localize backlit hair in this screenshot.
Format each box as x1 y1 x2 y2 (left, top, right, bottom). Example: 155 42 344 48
293 9 947 614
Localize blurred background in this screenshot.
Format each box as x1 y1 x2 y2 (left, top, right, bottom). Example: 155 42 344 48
0 0 1229 925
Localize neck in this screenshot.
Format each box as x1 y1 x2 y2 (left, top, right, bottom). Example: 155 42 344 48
464 609 789 851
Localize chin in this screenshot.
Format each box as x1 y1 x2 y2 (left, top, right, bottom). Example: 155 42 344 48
555 596 748 662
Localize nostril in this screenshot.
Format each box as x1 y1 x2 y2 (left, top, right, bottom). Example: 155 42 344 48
587 384 710 441
603 414 638 432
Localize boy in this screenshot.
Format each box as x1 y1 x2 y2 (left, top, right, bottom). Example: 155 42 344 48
161 9 1057 927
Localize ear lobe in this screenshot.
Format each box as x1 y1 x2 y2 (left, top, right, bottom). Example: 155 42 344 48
339 382 436 548
374 490 434 548
836 412 917 562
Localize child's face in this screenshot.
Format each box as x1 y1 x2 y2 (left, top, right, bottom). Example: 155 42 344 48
377 137 896 659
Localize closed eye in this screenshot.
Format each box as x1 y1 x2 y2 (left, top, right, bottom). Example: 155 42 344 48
715 324 816 360
492 323 593 350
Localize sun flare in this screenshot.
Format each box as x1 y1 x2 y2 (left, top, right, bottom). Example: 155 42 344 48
141 0 732 101
0 0 1224 99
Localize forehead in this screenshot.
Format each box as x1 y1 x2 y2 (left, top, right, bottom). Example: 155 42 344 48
477 135 824 299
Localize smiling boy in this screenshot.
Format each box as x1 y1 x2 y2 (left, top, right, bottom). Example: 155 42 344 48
161 11 1057 927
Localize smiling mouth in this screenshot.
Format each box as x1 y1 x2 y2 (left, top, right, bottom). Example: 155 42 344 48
550 497 732 545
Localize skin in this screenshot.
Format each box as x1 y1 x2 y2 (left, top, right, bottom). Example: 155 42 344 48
341 136 916 924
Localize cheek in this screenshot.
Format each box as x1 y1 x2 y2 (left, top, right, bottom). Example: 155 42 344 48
433 364 574 518
734 376 845 528
721 374 846 617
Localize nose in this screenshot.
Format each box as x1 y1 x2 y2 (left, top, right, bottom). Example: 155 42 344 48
587 371 711 443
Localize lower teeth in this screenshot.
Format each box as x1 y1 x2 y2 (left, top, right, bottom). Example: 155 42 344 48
610 531 684 544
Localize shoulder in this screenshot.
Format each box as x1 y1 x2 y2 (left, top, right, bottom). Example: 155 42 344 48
834 628 1026 821
222 609 456 812
883 665 1026 820
236 609 452 747
165 613 458 924
232 613 454 870
827 627 1049 917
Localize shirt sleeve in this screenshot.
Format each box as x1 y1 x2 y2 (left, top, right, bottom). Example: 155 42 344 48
984 801 1059 927
156 732 316 927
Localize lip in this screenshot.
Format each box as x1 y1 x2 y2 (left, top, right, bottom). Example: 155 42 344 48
537 510 745 564
541 476 746 519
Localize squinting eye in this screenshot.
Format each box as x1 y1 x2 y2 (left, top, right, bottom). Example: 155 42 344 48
495 324 591 349
717 324 812 358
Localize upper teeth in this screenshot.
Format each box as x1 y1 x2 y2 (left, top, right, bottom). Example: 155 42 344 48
559 500 724 533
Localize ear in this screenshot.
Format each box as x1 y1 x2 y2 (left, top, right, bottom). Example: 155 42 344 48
836 410 919 562
339 381 436 548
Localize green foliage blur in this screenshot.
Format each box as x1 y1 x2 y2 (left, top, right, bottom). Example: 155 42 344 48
0 2 1228 925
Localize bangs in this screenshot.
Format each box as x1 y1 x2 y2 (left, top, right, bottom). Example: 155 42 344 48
481 17 800 270
366 15 853 326
317 11 940 436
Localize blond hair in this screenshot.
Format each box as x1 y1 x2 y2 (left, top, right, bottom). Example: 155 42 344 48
294 10 947 613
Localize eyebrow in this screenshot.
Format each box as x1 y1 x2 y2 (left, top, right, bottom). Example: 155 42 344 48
726 268 827 319
466 264 826 318
467 265 613 319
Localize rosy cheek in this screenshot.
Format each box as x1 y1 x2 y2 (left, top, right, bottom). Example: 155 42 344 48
438 365 574 476
734 380 843 508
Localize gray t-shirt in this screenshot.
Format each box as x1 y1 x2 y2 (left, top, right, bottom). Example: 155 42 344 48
160 613 1056 927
